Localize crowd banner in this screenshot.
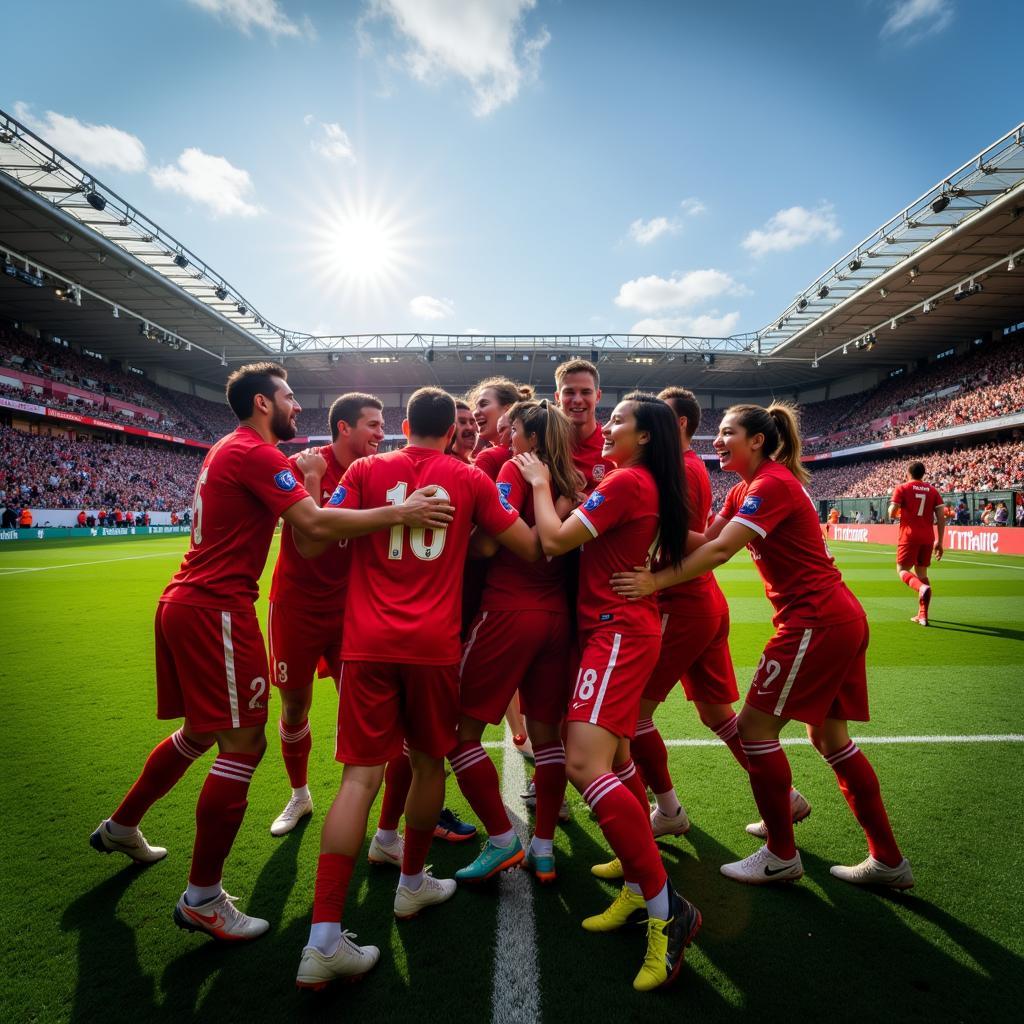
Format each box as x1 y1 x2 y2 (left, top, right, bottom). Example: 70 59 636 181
0 525 192 543
827 523 1024 556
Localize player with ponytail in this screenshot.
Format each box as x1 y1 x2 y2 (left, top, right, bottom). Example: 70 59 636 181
612 401 913 891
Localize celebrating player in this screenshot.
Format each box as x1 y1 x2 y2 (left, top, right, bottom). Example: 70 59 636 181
471 377 534 479
296 387 539 990
889 461 944 626
450 400 582 884
612 402 914 891
623 387 810 857
446 399 479 464
554 358 612 494
265 393 386 837
516 393 701 992
90 364 452 942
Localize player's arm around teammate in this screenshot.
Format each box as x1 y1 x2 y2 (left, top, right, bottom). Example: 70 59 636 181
516 394 702 993
613 403 913 892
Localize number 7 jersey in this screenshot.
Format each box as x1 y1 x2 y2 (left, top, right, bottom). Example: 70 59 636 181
334 444 519 665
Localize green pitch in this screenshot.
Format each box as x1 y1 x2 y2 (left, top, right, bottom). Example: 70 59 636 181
2 537 1022 1023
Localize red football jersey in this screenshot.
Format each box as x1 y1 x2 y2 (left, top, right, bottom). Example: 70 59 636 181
660 449 727 617
474 443 512 481
573 424 614 495
481 460 567 613
891 481 943 541
572 464 662 635
337 445 519 665
720 460 862 628
161 425 310 611
269 445 352 610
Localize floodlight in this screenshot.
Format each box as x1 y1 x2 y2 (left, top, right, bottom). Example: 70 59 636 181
797 298 808 311
215 286 228 301
817 286 829 299
922 301 932 314
1009 255 1017 272
848 258 862 272
85 190 106 212
842 344 848 355
931 195 950 214
236 303 247 315
173 253 188 269
865 334 876 351
0 129 14 144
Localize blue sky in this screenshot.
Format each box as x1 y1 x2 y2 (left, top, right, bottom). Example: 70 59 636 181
3 0 1021 338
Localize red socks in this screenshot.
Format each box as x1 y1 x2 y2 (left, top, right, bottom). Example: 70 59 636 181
630 719 673 795
402 825 435 876
189 752 260 886
448 741 512 838
582 775 666 900
899 570 924 592
279 718 312 789
312 852 356 923
613 758 650 814
112 729 212 828
741 740 796 859
532 741 567 842
825 741 903 866
379 753 413 831
713 714 750 770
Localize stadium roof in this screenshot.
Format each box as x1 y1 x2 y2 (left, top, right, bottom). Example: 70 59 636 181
1 109 1022 397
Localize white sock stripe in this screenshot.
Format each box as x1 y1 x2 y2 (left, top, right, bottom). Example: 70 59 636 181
171 730 206 760
741 739 782 748
635 717 657 735
826 742 860 766
741 741 783 756
614 762 637 781
210 758 256 781
279 721 311 742
582 774 620 808
449 747 489 773
209 767 255 783
714 718 739 741
533 751 566 766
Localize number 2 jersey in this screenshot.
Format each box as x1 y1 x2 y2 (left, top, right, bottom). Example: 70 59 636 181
891 480 943 543
720 459 863 628
334 445 519 665
161 425 310 611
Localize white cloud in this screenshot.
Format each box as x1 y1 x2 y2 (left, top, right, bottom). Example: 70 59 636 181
881 0 953 40
363 0 550 116
628 216 679 246
741 202 840 258
186 0 313 38
410 294 455 320
13 102 146 173
304 116 356 164
679 197 706 216
630 311 741 337
615 269 746 313
150 148 260 218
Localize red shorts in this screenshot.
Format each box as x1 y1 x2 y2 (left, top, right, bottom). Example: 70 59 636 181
897 540 933 568
568 629 662 738
643 610 738 705
460 608 571 726
336 661 460 765
267 601 344 689
155 601 270 732
745 617 870 726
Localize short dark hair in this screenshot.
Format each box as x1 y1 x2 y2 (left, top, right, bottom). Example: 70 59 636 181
554 358 600 390
658 386 701 439
329 392 383 441
225 362 287 420
909 461 926 480
454 399 472 412
407 387 456 438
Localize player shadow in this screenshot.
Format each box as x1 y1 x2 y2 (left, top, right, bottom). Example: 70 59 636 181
158 815 308 1020
61 865 169 1024
922 619 1024 643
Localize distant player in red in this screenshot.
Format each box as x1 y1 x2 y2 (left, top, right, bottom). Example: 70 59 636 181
91 363 452 943
266 392 386 837
613 402 913 892
297 387 538 990
449 400 582 885
889 461 944 626
623 388 811 857
554 358 613 494
446 399 479 464
517 393 701 993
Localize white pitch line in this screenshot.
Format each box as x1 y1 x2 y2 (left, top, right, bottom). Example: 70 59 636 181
490 724 540 1024
482 734 1023 750
0 550 182 576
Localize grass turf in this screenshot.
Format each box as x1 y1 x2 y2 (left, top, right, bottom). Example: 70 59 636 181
1 537 1022 1023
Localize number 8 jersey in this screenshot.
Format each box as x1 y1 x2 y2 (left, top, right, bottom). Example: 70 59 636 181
335 445 519 665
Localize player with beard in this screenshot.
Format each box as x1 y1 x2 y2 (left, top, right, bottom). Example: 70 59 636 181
90 364 452 942
446 400 479 464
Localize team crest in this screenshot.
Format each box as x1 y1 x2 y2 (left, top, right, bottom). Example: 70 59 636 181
592 464 606 482
583 490 605 512
274 469 298 492
739 495 762 515
497 481 514 512
327 484 347 507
